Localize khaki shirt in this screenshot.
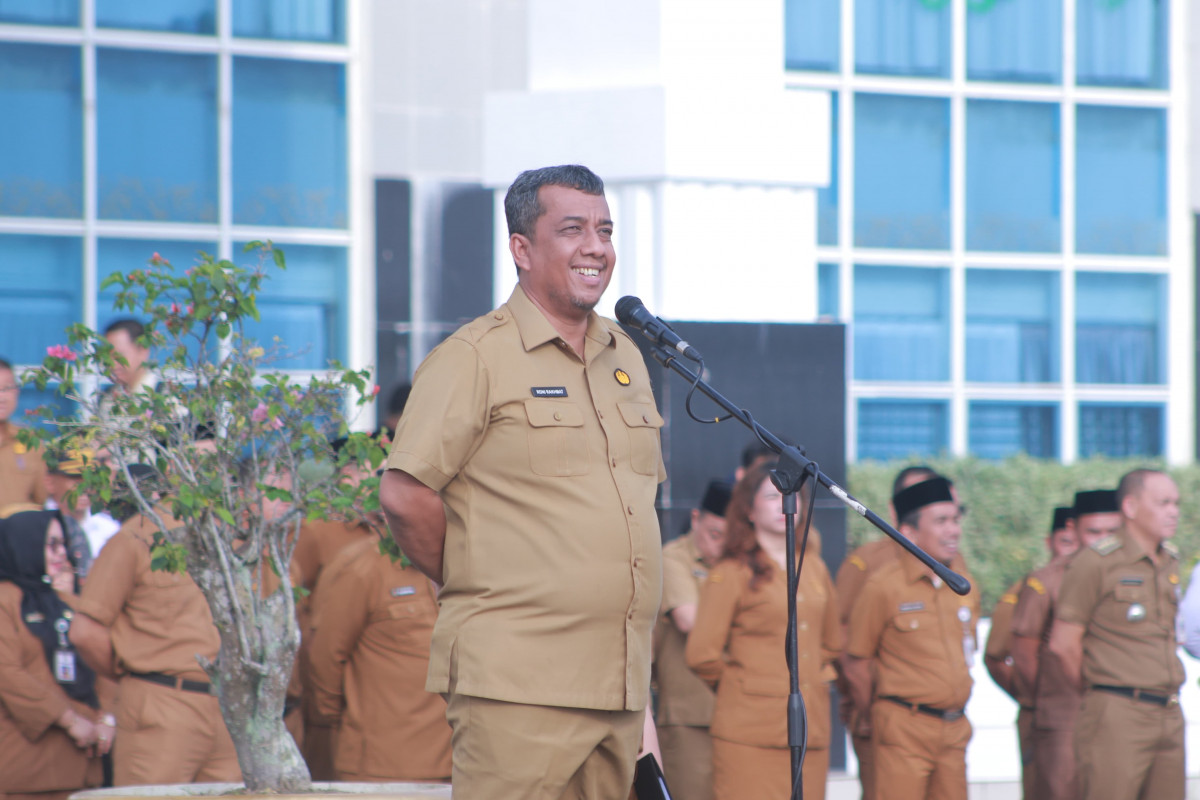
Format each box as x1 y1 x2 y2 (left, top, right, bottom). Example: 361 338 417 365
686 556 841 749
847 554 981 710
1055 531 1184 694
654 532 715 727
306 538 451 781
386 284 665 711
984 578 1032 706
0 422 47 510
1011 557 1079 729
75 513 218 681
835 538 968 626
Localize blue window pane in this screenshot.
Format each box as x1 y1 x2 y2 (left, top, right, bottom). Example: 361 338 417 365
785 0 839 72
858 399 948 461
1076 272 1165 385
855 0 950 78
235 243 346 369
1077 0 1167 89
234 0 344 43
233 58 347 228
966 269 1059 383
1076 106 1165 256
96 0 214 34
0 44 82 218
967 0 1061 83
16 384 77 431
97 50 217 223
818 263 839 320
1079 404 1163 458
0 0 78 26
0 235 81 365
818 94 838 246
966 101 1060 252
855 94 949 249
854 265 949 381
969 402 1057 460
97 240 216 333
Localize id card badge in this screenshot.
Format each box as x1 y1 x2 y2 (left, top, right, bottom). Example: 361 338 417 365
958 605 975 667
54 649 77 683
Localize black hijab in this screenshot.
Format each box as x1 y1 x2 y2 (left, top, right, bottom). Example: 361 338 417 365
0 510 98 707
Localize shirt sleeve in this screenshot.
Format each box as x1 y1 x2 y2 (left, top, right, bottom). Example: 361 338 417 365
305 548 371 725
1177 562 1200 658
1056 550 1103 627
385 337 490 493
846 573 888 660
819 565 844 666
985 592 1017 659
661 550 698 614
74 530 138 627
835 552 870 626
685 562 742 686
0 596 71 740
1010 574 1051 640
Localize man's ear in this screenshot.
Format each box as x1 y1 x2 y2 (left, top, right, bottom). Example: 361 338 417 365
510 233 532 274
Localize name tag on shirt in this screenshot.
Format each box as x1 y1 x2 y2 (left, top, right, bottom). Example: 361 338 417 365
391 586 416 597
899 602 925 613
531 387 568 398
55 650 77 683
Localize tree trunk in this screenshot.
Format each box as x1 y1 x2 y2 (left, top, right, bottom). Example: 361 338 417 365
192 542 312 792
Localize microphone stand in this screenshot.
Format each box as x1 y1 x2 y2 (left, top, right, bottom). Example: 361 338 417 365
643 342 970 799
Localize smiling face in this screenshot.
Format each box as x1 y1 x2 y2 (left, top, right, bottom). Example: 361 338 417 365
44 518 70 582
903 500 962 566
510 185 615 324
0 366 17 424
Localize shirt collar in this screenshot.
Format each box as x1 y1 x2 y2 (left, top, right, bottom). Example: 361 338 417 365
899 544 946 586
507 284 614 355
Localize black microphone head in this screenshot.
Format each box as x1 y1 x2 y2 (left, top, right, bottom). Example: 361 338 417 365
614 296 645 326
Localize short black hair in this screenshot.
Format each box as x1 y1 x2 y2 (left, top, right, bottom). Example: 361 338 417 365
387 383 412 417
0 357 12 373
741 440 776 469
504 165 605 239
103 318 146 342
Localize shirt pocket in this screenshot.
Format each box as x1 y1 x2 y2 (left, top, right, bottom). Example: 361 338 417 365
617 401 664 476
372 593 436 656
523 399 590 477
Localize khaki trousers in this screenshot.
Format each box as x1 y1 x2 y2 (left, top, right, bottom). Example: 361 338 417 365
444 694 643 800
113 675 241 786
658 725 713 800
851 730 875 800
1076 690 1184 800
871 700 971 800
711 738 828 800
1016 707 1036 800
1032 724 1076 800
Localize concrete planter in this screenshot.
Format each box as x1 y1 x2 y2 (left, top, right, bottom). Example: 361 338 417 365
72 783 451 800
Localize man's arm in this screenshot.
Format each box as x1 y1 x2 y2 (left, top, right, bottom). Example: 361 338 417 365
668 603 696 634
1010 634 1040 698
380 468 447 585
841 655 875 736
69 612 116 679
1047 620 1085 691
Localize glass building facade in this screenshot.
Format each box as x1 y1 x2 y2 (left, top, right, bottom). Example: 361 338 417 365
792 0 1182 463
0 0 358 411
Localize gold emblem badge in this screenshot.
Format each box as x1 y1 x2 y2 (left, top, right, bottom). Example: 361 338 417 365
614 369 631 386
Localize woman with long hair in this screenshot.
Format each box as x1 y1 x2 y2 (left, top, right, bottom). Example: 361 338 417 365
0 508 108 799
686 461 842 800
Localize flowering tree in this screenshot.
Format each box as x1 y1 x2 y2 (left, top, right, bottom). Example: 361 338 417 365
22 244 389 792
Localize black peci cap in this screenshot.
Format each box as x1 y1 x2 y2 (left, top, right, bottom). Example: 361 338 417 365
1073 489 1118 516
893 476 955 522
699 480 733 518
1051 506 1075 532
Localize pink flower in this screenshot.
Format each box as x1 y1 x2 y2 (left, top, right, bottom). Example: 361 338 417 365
46 345 76 362
150 252 163 265
270 416 284 431
186 303 195 315
251 402 270 423
170 303 180 314
371 385 381 396
185 268 194 277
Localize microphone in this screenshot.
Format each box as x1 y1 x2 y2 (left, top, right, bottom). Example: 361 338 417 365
614 296 703 362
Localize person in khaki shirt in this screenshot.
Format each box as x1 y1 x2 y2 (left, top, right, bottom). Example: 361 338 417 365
305 536 450 782
1048 470 1185 800
69 510 240 786
686 462 841 800
0 359 49 511
843 476 981 800
1011 493 1119 800
380 165 664 800
986 505 1080 800
653 479 731 800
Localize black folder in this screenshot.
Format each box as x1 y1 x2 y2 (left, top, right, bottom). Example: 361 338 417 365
632 753 673 800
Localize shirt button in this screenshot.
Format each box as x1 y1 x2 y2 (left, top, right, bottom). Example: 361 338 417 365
598 410 604 419
627 505 634 515
628 612 635 620
633 558 642 568
553 412 562 421
611 458 617 468
493 313 503 320
642 415 649 423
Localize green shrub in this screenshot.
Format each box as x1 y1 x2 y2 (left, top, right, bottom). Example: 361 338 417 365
845 455 1200 613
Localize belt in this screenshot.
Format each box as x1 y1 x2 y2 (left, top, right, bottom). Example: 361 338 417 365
128 671 212 695
1091 685 1179 707
881 695 965 722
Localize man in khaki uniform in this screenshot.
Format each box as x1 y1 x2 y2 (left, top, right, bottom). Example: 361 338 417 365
380 165 664 800
1049 470 1185 800
1011 492 1120 800
843 476 981 800
306 536 451 782
0 358 48 511
653 480 731 800
985 505 1079 800
69 511 240 785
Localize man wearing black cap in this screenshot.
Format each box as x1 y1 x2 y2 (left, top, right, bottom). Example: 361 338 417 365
1009 492 1118 800
1049 470 1185 800
653 480 731 800
843 476 981 800
985 505 1078 800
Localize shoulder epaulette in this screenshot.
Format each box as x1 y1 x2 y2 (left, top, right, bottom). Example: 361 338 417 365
1026 576 1045 595
1162 541 1180 559
999 593 1017 605
848 554 867 571
1091 535 1121 556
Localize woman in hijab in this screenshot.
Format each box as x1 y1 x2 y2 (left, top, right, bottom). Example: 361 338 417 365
0 508 109 799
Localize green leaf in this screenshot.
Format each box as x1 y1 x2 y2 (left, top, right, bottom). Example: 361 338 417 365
214 507 235 526
273 248 286 269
